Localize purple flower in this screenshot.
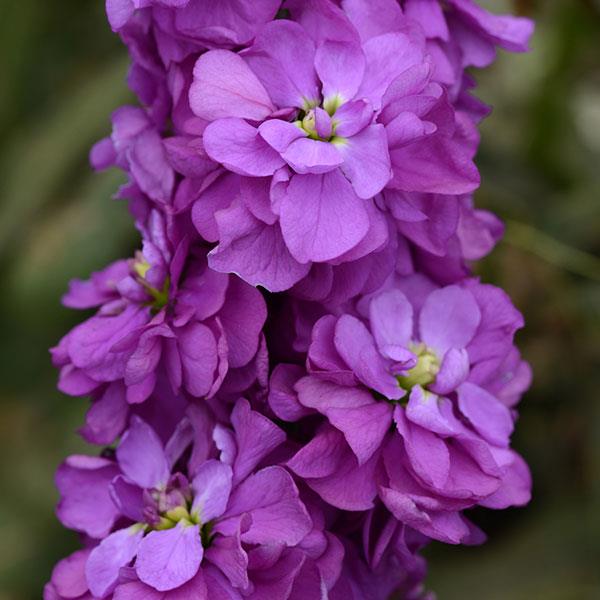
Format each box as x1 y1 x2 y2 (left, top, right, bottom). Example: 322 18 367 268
51 210 266 404
275 277 531 543
53 400 320 597
188 10 479 292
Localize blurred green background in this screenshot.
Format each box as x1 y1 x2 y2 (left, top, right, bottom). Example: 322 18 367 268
0 1 598 598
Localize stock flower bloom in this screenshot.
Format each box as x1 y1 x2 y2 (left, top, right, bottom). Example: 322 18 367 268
189 8 479 292
53 400 324 598
274 277 531 543
51 211 266 404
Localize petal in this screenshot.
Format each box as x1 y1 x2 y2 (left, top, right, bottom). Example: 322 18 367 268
50 549 90 599
457 382 514 447
55 455 120 539
191 460 233 522
333 99 374 138
428 347 470 395
338 124 392 198
357 33 425 108
110 475 145 523
203 118 285 177
86 526 144 598
243 20 319 108
190 51 274 121
222 466 312 546
280 171 369 263
116 416 169 490
281 138 343 174
178 322 219 397
136 523 203 592
219 277 266 368
258 119 306 154
405 386 461 436
334 315 402 399
419 285 481 354
315 40 365 103
208 203 310 292
80 382 128 445
204 530 249 590
230 398 286 484
368 292 415 367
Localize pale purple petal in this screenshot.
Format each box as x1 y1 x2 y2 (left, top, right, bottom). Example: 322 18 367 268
339 125 391 200
136 523 203 592
50 549 90 599
405 386 462 436
222 466 312 546
190 51 274 121
86 526 144 598
429 347 470 394
369 289 414 361
110 475 145 523
333 99 374 138
280 171 369 263
175 322 218 398
258 119 306 153
55 455 120 539
116 416 169 490
281 138 343 174
419 285 481 354
230 398 286 484
457 382 514 447
315 40 365 103
191 460 233 522
243 20 319 108
334 315 403 399
203 118 285 177
208 203 310 292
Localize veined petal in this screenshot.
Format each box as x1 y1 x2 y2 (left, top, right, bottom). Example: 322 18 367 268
190 51 274 121
280 172 369 263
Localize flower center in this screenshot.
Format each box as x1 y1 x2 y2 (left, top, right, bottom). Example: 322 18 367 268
396 343 440 391
133 255 170 312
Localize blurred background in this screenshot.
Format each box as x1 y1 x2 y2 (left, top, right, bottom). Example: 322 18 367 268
0 1 598 598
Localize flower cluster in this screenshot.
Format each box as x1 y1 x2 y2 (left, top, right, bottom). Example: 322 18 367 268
46 1 533 598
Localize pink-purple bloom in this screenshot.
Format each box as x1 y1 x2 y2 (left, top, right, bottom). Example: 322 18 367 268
47 1 535 598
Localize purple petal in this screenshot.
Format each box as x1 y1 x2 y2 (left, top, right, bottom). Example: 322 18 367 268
191 460 233 522
230 398 286 484
457 382 514 447
258 119 306 154
80 382 128 445
55 455 120 539
326 402 392 464
136 523 203 592
338 124 391 199
116 416 169 490
281 138 343 174
315 41 365 103
357 33 425 108
86 526 144 598
419 285 481 354
368 290 414 361
203 118 285 177
334 315 402 399
50 549 90 599
394 408 450 490
110 475 145 523
342 0 405 40
208 203 310 292
222 466 312 546
219 277 267 368
280 171 369 263
243 20 319 108
204 528 249 590
190 51 274 121
177 322 218 397
405 386 462 436
429 347 470 395
334 99 374 138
